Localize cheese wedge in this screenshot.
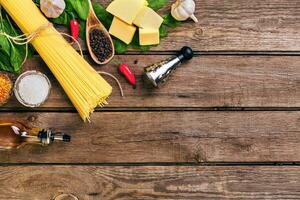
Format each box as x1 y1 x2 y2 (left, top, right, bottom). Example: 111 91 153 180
106 0 144 24
139 28 160 45
133 7 163 29
109 17 136 44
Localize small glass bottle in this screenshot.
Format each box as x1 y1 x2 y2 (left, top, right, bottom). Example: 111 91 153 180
0 120 71 150
143 46 194 87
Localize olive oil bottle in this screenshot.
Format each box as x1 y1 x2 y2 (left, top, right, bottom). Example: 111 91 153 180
0 120 71 150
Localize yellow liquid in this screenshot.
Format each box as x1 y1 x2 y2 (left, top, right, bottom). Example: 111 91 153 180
0 121 40 149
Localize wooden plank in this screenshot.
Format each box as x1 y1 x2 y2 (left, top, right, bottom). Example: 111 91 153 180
0 166 299 199
84 0 300 51
0 111 299 163
3 55 300 110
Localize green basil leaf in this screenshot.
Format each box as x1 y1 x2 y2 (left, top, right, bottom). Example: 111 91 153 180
0 35 11 56
148 0 168 11
65 0 89 20
51 11 69 25
93 3 113 30
163 13 180 28
0 51 13 72
10 44 24 73
159 24 168 38
78 19 86 40
114 39 129 54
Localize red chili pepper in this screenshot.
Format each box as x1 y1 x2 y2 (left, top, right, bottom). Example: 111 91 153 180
119 64 136 88
69 13 79 42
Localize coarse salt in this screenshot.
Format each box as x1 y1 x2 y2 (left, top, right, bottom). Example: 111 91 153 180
15 71 51 107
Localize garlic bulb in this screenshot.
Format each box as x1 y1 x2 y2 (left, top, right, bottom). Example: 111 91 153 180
171 0 198 23
40 0 66 18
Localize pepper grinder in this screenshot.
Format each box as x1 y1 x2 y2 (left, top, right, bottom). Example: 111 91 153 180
143 46 194 87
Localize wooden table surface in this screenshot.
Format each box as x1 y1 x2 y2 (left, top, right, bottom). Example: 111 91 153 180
1 0 300 199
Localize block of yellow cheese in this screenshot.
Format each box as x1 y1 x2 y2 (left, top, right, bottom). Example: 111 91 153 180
106 0 144 24
133 7 163 29
139 28 160 45
109 17 136 44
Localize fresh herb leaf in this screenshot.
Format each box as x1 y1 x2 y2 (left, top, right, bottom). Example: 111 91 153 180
0 51 12 72
50 11 69 25
148 0 168 11
0 35 11 56
78 19 86 40
114 39 129 54
65 0 89 20
93 3 113 30
163 13 180 28
159 24 168 38
10 45 24 73
0 11 31 73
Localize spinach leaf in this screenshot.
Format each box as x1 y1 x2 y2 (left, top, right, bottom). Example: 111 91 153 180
78 19 86 40
10 44 24 73
114 39 129 54
50 11 70 25
163 13 180 28
0 35 10 56
159 24 168 38
0 11 31 73
148 0 168 11
93 3 113 30
0 51 12 72
65 0 89 20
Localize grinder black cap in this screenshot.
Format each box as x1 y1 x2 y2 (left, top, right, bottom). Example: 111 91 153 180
177 46 194 62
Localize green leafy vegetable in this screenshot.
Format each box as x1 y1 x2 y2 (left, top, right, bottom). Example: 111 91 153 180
0 7 33 73
0 35 11 56
163 13 180 28
65 0 89 20
159 25 168 38
148 0 168 11
78 19 86 40
50 11 69 25
93 3 113 30
114 39 129 54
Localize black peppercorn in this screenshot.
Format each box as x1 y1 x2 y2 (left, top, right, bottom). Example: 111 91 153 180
89 29 113 63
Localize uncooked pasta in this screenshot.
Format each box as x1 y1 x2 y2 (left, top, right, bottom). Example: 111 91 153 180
0 0 112 121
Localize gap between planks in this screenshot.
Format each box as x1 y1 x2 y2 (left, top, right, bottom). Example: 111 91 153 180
0 162 299 167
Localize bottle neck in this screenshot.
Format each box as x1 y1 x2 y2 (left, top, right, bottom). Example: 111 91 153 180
14 127 68 145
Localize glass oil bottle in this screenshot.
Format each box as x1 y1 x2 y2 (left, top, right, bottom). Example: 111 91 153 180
0 120 71 150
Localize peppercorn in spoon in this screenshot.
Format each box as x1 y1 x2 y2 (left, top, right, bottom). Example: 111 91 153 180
86 0 115 64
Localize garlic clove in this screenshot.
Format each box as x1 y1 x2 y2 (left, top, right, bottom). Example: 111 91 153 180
171 0 198 23
171 4 185 21
40 0 66 18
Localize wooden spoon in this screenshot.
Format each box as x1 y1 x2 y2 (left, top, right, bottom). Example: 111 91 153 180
86 0 114 65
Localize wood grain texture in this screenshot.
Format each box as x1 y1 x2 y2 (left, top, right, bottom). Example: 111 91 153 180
2 55 300 110
0 166 300 199
88 0 300 51
0 111 299 163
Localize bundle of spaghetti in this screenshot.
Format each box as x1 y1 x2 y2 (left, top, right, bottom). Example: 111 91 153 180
0 0 112 121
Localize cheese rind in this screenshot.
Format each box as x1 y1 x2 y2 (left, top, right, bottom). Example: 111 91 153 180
133 7 163 29
109 17 136 44
106 0 144 24
139 28 160 45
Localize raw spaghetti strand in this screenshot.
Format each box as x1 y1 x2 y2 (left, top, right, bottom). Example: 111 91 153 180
0 0 112 121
